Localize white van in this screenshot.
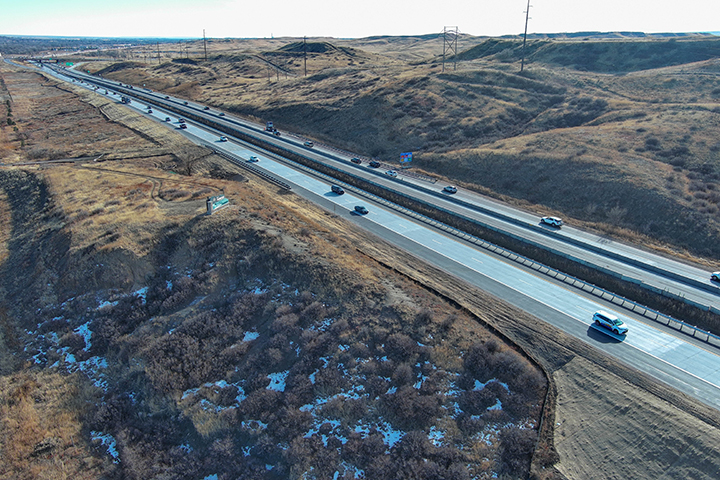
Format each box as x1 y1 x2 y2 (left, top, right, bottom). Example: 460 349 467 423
592 310 628 335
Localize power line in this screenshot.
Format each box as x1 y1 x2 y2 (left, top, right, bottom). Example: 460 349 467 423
521 0 532 72
203 29 208 62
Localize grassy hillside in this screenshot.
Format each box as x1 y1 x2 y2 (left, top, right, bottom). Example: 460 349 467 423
84 37 720 259
457 37 720 73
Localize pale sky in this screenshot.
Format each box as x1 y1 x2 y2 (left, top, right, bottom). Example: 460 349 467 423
1 0 718 39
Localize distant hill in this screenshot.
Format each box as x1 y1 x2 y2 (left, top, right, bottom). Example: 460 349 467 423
506 32 717 40
456 37 720 72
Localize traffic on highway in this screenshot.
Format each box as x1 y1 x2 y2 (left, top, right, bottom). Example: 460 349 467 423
37 62 720 410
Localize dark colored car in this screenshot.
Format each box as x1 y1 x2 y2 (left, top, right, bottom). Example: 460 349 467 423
351 157 362 164
179 124 187 129
369 160 381 168
331 185 345 195
354 205 368 215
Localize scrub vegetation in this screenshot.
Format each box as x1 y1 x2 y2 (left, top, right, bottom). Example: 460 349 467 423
2 33 720 480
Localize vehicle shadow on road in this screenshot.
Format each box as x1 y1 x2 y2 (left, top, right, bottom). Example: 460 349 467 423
586 325 626 343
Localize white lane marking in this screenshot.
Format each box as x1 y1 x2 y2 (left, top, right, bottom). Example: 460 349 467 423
110 90 720 390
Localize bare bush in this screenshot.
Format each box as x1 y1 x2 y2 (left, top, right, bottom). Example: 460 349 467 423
497 427 537 477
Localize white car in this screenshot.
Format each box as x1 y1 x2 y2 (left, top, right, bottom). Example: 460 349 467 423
385 170 398 178
247 156 259 163
219 136 228 142
443 186 457 194
541 216 563 227
303 141 314 148
593 310 628 336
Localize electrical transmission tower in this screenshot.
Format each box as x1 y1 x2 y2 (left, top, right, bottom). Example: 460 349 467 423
442 26 459 72
520 0 532 72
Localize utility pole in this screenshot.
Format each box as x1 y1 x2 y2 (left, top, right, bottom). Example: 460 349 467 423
442 26 459 73
303 36 307 76
521 0 532 72
203 29 208 61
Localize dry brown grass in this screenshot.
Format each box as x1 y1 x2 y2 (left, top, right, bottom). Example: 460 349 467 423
0 371 107 480
77 40 720 260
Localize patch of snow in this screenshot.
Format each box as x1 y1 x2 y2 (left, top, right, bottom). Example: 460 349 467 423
91 431 119 463
133 287 148 304
376 421 405 448
179 443 193 453
386 386 397 395
74 322 92 351
97 300 118 310
235 386 247 404
204 475 218 480
488 399 503 411
428 426 445 446
241 420 267 432
166 280 173 290
267 371 289 392
242 446 252 457
311 317 335 331
266 464 274 471
77 356 109 390
309 369 318 385
65 353 76 364
338 344 349 352
243 331 259 342
182 387 200 400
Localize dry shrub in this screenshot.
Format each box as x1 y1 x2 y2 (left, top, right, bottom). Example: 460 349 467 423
381 385 441 430
385 333 419 361
497 427 537 477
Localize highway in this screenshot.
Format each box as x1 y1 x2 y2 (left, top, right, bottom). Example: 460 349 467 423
35 62 720 410
67 65 720 315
